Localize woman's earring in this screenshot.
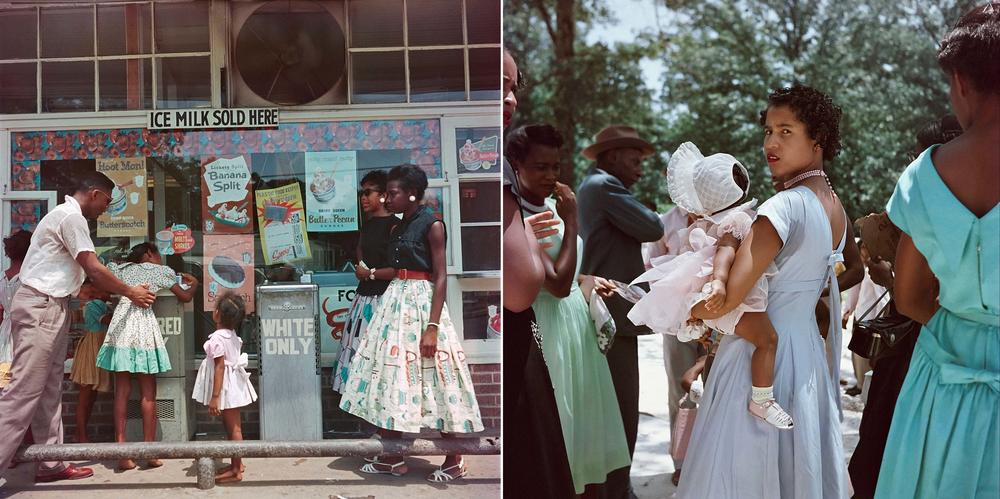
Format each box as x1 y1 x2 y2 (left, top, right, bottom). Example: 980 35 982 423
379 197 385 203
409 195 416 202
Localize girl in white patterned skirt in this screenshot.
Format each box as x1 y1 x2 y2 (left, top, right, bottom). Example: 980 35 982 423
193 291 256 483
96 242 199 470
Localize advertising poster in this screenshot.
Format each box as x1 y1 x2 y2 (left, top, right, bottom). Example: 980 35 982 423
155 223 195 256
201 155 253 235
96 157 147 237
203 234 255 313
455 127 501 174
305 151 359 232
255 183 311 265
318 285 357 359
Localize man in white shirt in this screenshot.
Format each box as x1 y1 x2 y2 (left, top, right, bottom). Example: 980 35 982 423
0 171 156 483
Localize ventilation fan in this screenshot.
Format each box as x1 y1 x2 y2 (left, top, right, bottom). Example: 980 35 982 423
230 1 347 106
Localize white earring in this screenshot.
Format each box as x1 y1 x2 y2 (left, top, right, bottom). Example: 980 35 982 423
379 197 385 203
409 195 416 202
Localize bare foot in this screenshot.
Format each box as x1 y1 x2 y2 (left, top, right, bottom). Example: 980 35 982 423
215 463 246 476
118 459 137 471
215 468 243 483
146 459 163 468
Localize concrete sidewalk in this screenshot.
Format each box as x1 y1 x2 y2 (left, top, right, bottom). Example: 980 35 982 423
0 454 499 498
631 334 864 498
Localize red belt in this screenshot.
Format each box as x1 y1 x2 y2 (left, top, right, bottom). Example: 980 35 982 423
397 269 432 280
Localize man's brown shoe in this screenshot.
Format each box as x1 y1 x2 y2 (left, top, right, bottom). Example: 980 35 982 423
35 464 94 483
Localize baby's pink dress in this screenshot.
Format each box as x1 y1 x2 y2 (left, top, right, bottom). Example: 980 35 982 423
628 200 774 340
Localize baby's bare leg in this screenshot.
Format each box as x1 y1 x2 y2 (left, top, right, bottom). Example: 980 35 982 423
733 312 778 387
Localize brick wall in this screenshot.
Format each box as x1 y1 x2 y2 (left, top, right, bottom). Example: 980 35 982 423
61 363 500 442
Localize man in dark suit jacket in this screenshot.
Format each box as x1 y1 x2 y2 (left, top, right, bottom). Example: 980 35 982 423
577 125 663 499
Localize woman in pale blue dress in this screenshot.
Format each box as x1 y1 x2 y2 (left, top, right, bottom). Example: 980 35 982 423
874 5 999 497
508 123 631 494
678 84 862 498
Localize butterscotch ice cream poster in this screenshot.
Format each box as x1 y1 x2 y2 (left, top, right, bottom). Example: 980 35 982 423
96 157 148 237
203 234 255 312
201 155 253 235
305 151 358 232
255 183 311 265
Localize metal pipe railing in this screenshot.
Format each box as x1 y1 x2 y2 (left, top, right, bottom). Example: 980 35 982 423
14 437 500 490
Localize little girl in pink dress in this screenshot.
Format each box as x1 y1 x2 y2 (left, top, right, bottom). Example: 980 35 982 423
629 142 792 429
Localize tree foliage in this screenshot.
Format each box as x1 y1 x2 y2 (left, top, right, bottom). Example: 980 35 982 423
505 0 975 217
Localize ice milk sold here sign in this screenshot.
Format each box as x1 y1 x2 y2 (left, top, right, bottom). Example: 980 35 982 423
147 108 278 130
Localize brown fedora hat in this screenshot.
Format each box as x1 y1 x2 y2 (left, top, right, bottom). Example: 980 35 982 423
582 125 655 160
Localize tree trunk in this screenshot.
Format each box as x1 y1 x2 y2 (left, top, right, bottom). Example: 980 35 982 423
553 0 578 187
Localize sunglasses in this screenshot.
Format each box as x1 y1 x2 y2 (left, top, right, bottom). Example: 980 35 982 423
359 188 382 197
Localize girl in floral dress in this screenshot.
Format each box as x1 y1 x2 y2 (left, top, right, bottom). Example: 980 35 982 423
96 242 199 470
340 164 483 482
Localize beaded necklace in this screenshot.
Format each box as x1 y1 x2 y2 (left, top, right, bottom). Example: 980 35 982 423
782 169 836 195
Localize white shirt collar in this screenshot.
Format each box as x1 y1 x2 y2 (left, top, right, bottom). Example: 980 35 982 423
63 195 83 214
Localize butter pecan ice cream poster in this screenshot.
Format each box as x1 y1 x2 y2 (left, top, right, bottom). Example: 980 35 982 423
305 151 358 232
201 155 253 235
203 234 255 312
96 157 147 237
255 183 311 265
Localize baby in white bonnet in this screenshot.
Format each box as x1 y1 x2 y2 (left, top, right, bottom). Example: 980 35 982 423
629 142 793 430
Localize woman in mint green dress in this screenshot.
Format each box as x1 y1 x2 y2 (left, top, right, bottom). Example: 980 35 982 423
508 124 630 493
876 6 999 497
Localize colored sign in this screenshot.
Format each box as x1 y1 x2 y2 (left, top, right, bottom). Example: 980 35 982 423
155 224 195 256
203 234 255 312
202 155 253 234
96 157 148 237
305 151 359 232
255 183 311 265
318 285 356 358
147 108 279 130
455 127 501 174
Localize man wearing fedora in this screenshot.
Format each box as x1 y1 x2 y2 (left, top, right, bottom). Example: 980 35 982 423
577 125 663 499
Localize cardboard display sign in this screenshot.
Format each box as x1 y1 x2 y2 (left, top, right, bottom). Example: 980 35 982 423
96 157 148 237
305 151 359 232
202 155 253 235
203 234 255 312
255 183 311 265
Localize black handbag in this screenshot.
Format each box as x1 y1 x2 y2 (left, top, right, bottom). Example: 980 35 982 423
848 290 919 361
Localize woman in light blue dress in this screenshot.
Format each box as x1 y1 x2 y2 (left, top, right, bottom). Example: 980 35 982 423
677 84 862 498
875 6 999 497
508 124 631 494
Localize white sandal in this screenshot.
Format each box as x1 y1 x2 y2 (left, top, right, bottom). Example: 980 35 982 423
426 459 467 482
748 399 794 430
360 458 407 476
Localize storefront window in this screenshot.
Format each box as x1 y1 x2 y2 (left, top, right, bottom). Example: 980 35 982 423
0 8 36 60
409 49 466 103
0 2 212 114
349 0 403 48
98 3 152 56
407 0 463 46
153 2 210 53
9 120 446 352
99 59 154 111
0 63 36 114
155 57 212 109
42 62 95 113
350 52 406 104
40 6 93 58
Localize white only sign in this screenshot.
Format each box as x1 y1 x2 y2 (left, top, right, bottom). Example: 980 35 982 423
147 108 278 130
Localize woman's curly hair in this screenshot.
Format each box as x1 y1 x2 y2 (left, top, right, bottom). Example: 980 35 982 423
759 84 843 161
938 2 1000 96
